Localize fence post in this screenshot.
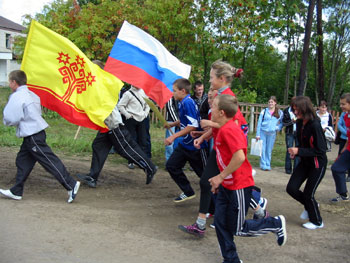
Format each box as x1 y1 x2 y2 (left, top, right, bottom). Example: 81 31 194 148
249 106 255 133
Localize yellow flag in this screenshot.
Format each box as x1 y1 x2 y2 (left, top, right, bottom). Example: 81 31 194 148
21 20 124 130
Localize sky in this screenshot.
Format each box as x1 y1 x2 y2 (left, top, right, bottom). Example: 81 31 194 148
0 0 54 25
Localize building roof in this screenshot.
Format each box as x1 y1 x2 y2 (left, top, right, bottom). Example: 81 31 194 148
0 16 26 32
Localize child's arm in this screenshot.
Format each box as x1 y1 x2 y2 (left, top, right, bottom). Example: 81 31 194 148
194 128 213 149
209 149 245 193
190 130 205 138
164 120 180 129
201 119 220 129
164 125 196 145
3 96 23 126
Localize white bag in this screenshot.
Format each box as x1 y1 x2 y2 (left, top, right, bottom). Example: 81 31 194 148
250 138 263 157
324 126 335 142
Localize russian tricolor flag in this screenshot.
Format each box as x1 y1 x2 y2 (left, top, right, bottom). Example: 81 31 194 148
105 21 191 108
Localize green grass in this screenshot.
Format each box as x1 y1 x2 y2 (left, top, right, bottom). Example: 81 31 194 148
0 87 287 168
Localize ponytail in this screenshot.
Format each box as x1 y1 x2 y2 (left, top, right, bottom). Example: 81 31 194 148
233 68 244 78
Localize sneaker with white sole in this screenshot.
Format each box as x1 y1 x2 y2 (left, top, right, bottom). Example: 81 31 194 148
209 223 215 229
174 192 196 203
0 189 22 200
302 221 324 230
275 215 287 246
330 194 349 203
68 181 80 203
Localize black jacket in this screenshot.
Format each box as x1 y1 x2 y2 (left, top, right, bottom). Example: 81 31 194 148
282 107 295 134
296 118 327 168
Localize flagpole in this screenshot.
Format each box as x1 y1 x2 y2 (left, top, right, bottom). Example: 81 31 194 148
74 126 81 140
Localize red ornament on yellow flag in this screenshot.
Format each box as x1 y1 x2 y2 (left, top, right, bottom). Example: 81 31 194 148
21 20 124 130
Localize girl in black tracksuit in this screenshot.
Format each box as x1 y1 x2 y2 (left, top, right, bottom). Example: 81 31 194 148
286 96 327 230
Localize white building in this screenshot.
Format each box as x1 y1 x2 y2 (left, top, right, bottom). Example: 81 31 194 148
0 16 26 86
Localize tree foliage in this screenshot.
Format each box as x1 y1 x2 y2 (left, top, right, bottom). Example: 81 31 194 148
12 0 350 107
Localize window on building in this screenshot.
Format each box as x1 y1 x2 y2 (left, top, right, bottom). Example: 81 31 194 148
6 34 12 49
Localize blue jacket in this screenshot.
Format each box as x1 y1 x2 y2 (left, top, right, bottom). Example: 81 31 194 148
256 108 283 137
337 112 347 140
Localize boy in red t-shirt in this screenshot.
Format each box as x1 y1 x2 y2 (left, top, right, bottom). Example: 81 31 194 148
209 94 287 263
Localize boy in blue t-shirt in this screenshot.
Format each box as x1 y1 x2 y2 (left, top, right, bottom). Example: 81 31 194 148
165 78 208 202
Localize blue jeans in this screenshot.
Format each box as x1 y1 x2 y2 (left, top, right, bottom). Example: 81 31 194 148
260 131 276 170
331 149 350 195
285 133 299 173
165 127 181 161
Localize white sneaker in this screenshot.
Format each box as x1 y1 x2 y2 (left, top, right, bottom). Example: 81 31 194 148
0 189 22 200
252 169 256 177
300 209 309 220
302 221 324 230
68 181 80 203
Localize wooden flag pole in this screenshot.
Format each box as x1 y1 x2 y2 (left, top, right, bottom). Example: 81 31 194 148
74 126 81 140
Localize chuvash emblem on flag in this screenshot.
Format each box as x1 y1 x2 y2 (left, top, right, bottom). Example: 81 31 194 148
21 20 124 130
56 52 96 100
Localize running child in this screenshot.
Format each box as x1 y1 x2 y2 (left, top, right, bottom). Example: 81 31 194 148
0 70 80 203
330 93 350 202
165 78 208 202
209 94 287 263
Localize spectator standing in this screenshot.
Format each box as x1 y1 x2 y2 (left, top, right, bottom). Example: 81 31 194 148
191 81 209 120
316 100 333 151
282 101 300 174
256 96 283 171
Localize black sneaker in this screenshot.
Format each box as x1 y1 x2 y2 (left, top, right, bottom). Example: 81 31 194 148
146 166 158 185
275 215 287 246
76 173 97 188
68 181 80 203
174 192 196 203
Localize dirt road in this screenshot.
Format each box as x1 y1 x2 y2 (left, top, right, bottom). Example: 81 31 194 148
0 146 349 263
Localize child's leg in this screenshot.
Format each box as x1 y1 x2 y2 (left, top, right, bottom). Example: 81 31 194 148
188 147 208 178
10 140 37 196
89 131 113 180
265 132 276 169
215 185 242 263
24 131 76 191
286 162 308 205
331 150 350 196
235 188 285 244
109 126 156 175
166 145 194 196
303 164 326 226
199 150 219 214
259 131 268 169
